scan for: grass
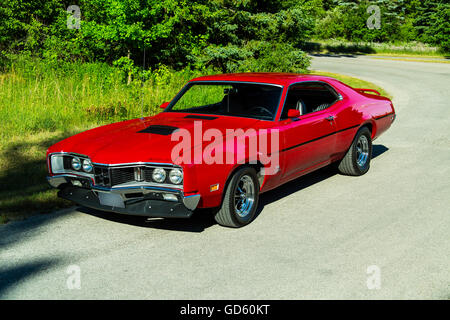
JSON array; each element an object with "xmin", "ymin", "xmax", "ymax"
[
  {"xmin": 369, "ymin": 57, "xmax": 450, "ymax": 64},
  {"xmin": 305, "ymin": 39, "xmax": 448, "ymax": 58},
  {"xmin": 0, "ymin": 56, "xmax": 202, "ymax": 139},
  {"xmin": 0, "ymin": 55, "xmax": 391, "ymax": 223}
]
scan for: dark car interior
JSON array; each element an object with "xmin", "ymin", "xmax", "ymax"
[
  {"xmin": 280, "ymin": 82, "xmax": 339, "ymax": 119},
  {"xmin": 219, "ymin": 85, "xmax": 282, "ymax": 119}
]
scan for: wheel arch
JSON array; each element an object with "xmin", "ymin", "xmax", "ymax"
[
  {"xmin": 361, "ymin": 120, "xmax": 376, "ymax": 138},
  {"xmin": 220, "ymin": 161, "xmax": 264, "ymax": 204}
]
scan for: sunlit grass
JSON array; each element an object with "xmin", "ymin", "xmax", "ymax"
[
  {"xmin": 0, "ymin": 56, "xmax": 207, "ymax": 139},
  {"xmin": 369, "ymin": 57, "xmax": 450, "ymax": 64},
  {"xmin": 306, "ymin": 39, "xmax": 446, "ymax": 57}
]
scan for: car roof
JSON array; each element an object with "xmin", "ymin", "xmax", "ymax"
[{"xmin": 189, "ymin": 72, "xmax": 337, "ymax": 86}]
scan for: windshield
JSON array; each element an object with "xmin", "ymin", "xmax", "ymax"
[{"xmin": 165, "ymin": 82, "xmax": 283, "ymax": 120}]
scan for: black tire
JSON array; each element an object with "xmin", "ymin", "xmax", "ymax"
[
  {"xmin": 338, "ymin": 127, "xmax": 373, "ymax": 176},
  {"xmin": 214, "ymin": 167, "xmax": 260, "ymax": 228}
]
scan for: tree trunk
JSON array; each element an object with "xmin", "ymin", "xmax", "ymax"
[{"xmin": 127, "ymin": 50, "xmax": 132, "ymax": 85}]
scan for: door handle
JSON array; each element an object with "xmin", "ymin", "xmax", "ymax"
[{"xmin": 325, "ymin": 115, "xmax": 335, "ymax": 121}]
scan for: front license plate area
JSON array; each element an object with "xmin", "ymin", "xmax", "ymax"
[{"xmin": 98, "ymin": 192, "xmax": 125, "ymax": 208}]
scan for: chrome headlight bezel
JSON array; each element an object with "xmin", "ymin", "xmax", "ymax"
[
  {"xmin": 50, "ymin": 155, "xmax": 65, "ymax": 174},
  {"xmin": 49, "ymin": 153, "xmax": 93, "ymax": 177}
]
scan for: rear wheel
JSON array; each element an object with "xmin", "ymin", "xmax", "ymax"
[
  {"xmin": 214, "ymin": 167, "xmax": 259, "ymax": 228},
  {"xmin": 338, "ymin": 127, "xmax": 372, "ymax": 176}
]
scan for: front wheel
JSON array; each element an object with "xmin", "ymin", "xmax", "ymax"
[
  {"xmin": 338, "ymin": 127, "xmax": 373, "ymax": 176},
  {"xmin": 214, "ymin": 167, "xmax": 260, "ymax": 228}
]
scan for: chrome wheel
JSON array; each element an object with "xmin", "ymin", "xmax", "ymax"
[
  {"xmin": 356, "ymin": 135, "xmax": 370, "ymax": 167},
  {"xmin": 234, "ymin": 175, "xmax": 255, "ymax": 218}
]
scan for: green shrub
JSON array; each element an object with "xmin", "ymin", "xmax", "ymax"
[
  {"xmin": 197, "ymin": 41, "xmax": 310, "ymax": 73},
  {"xmin": 236, "ymin": 41, "xmax": 311, "ymax": 73}
]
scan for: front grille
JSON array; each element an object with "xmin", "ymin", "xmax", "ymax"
[
  {"xmin": 110, "ymin": 167, "xmax": 135, "ymax": 186},
  {"xmin": 143, "ymin": 168, "xmax": 154, "ymax": 182},
  {"xmin": 94, "ymin": 166, "xmax": 111, "ymax": 186},
  {"xmin": 93, "ymin": 165, "xmax": 180, "ymax": 187}
]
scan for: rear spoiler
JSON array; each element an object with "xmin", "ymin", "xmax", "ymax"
[{"xmin": 355, "ymin": 88, "xmax": 381, "ymax": 96}]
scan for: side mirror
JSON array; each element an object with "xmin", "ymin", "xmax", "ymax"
[
  {"xmin": 159, "ymin": 102, "xmax": 169, "ymax": 109},
  {"xmin": 287, "ymin": 109, "xmax": 300, "ymax": 118}
]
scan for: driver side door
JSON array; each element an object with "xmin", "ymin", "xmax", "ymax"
[
  {"xmin": 278, "ymin": 83, "xmax": 339, "ymax": 182},
  {"xmin": 279, "ymin": 111, "xmax": 337, "ymax": 182}
]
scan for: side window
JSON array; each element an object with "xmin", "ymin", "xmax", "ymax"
[{"xmin": 280, "ymin": 82, "xmax": 339, "ymax": 119}]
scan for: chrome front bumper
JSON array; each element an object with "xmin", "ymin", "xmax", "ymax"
[{"xmin": 47, "ymin": 174, "xmax": 201, "ymax": 217}]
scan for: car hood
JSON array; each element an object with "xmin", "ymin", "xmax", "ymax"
[{"xmin": 48, "ymin": 112, "xmax": 262, "ymax": 164}]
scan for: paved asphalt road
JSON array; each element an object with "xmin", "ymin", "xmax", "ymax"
[{"xmin": 1, "ymin": 56, "xmax": 449, "ymax": 299}]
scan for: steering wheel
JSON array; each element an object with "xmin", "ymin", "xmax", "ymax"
[{"xmin": 249, "ymin": 106, "xmax": 273, "ymax": 118}]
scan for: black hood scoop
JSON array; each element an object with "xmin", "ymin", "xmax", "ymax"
[
  {"xmin": 184, "ymin": 115, "xmax": 218, "ymax": 120},
  {"xmin": 138, "ymin": 125, "xmax": 179, "ymax": 135}
]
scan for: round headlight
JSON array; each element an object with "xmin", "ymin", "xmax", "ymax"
[
  {"xmin": 152, "ymin": 168, "xmax": 166, "ymax": 183},
  {"xmin": 71, "ymin": 157, "xmax": 81, "ymax": 170},
  {"xmin": 82, "ymin": 159, "xmax": 93, "ymax": 173},
  {"xmin": 169, "ymin": 169, "xmax": 183, "ymax": 184}
]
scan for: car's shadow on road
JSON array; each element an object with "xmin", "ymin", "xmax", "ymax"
[
  {"xmin": 81, "ymin": 144, "xmax": 389, "ymax": 232},
  {"xmin": 79, "ymin": 206, "xmax": 217, "ymax": 233}
]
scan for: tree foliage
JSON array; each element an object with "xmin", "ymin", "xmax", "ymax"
[
  {"xmin": 0, "ymin": 0, "xmax": 448, "ymax": 74},
  {"xmin": 314, "ymin": 0, "xmax": 449, "ymax": 49}
]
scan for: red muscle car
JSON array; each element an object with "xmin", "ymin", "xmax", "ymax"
[{"xmin": 47, "ymin": 73, "xmax": 395, "ymax": 227}]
